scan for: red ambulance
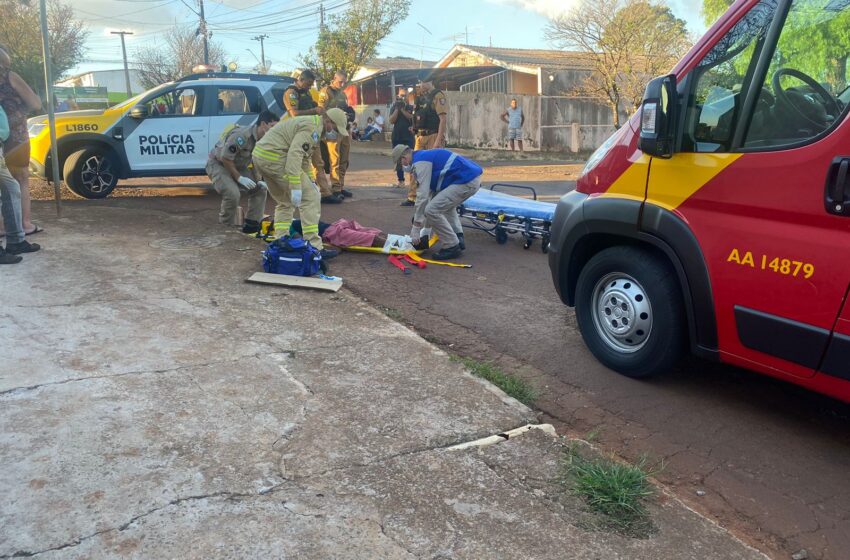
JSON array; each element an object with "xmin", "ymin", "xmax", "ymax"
[{"xmin": 548, "ymin": 0, "xmax": 850, "ymax": 402}]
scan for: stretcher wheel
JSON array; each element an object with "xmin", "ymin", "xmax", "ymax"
[
  {"xmin": 523, "ymin": 239, "xmax": 532, "ymax": 250},
  {"xmin": 542, "ymin": 236, "xmax": 550, "ymax": 254},
  {"xmin": 495, "ymin": 227, "xmax": 508, "ymax": 245}
]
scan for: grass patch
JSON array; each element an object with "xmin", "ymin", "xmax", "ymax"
[
  {"xmin": 559, "ymin": 446, "xmax": 659, "ymax": 537},
  {"xmin": 454, "ymin": 357, "xmax": 538, "ymax": 405},
  {"xmin": 379, "ymin": 306, "xmax": 403, "ymax": 322}
]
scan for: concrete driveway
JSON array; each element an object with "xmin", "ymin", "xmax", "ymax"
[{"xmin": 0, "ymin": 193, "xmax": 762, "ymax": 559}]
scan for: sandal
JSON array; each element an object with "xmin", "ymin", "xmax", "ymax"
[{"xmin": 25, "ymin": 225, "xmax": 44, "ymax": 236}]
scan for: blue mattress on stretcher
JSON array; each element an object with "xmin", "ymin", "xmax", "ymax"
[{"xmin": 463, "ymin": 189, "xmax": 557, "ymax": 221}]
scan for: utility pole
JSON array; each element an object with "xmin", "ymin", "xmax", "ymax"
[
  {"xmin": 39, "ymin": 0, "xmax": 62, "ymax": 216},
  {"xmin": 465, "ymin": 26, "xmax": 468, "ymax": 44},
  {"xmin": 111, "ymin": 31, "xmax": 134, "ymax": 98},
  {"xmin": 198, "ymin": 0, "xmax": 209, "ymax": 65},
  {"xmin": 252, "ymin": 34, "xmax": 269, "ymax": 73},
  {"xmin": 417, "ymin": 23, "xmax": 432, "ymax": 69},
  {"xmin": 319, "ymin": 3, "xmax": 325, "ymax": 29}
]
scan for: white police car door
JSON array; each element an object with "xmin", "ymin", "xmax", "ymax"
[
  {"xmin": 124, "ymin": 86, "xmax": 210, "ymax": 172},
  {"xmin": 208, "ymin": 85, "xmax": 263, "ymax": 153}
]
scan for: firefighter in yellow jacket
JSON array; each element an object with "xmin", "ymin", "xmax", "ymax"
[{"xmin": 252, "ymin": 108, "xmax": 349, "ymax": 259}]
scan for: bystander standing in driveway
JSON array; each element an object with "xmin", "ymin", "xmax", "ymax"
[
  {"xmin": 0, "ymin": 102, "xmax": 39, "ymax": 264},
  {"xmin": 389, "ymin": 88, "xmax": 415, "ymax": 189},
  {"xmin": 501, "ymin": 98, "xmax": 525, "ymax": 152},
  {"xmin": 0, "ymin": 46, "xmax": 44, "ymax": 238}
]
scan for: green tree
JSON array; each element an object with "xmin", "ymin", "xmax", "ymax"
[
  {"xmin": 0, "ymin": 0, "xmax": 88, "ymax": 96},
  {"xmin": 299, "ymin": 0, "xmax": 411, "ymax": 86},
  {"xmin": 702, "ymin": 0, "xmax": 734, "ymax": 26},
  {"xmin": 546, "ymin": 0, "xmax": 692, "ymax": 128},
  {"xmin": 703, "ymin": 0, "xmax": 850, "ymax": 89}
]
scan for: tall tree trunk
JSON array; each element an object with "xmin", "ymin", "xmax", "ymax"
[{"xmin": 611, "ymin": 102, "xmax": 621, "ymax": 130}]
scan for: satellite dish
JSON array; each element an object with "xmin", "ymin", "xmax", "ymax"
[{"xmin": 228, "ymin": 61, "xmax": 238, "ymax": 72}]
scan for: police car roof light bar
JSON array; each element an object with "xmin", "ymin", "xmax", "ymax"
[{"xmin": 177, "ymin": 72, "xmax": 294, "ymax": 83}]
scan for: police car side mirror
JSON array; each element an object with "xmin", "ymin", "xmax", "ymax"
[
  {"xmin": 639, "ymin": 74, "xmax": 677, "ymax": 159},
  {"xmin": 129, "ymin": 105, "xmax": 149, "ymax": 119}
]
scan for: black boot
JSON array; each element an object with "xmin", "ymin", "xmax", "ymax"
[
  {"xmin": 0, "ymin": 247, "xmax": 22, "ymax": 264},
  {"xmin": 457, "ymin": 232, "xmax": 465, "ymax": 251},
  {"xmin": 432, "ymin": 244, "xmax": 462, "ymax": 261},
  {"xmin": 5, "ymin": 240, "xmax": 40, "ymax": 255},
  {"xmin": 321, "ymin": 194, "xmax": 344, "ymax": 204},
  {"xmin": 242, "ymin": 219, "xmax": 261, "ymax": 234}
]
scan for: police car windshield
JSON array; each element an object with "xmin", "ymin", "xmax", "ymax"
[{"xmin": 112, "ymin": 84, "xmax": 171, "ymax": 110}]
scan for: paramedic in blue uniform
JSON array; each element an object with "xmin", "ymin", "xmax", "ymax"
[{"xmin": 391, "ymin": 145, "xmax": 481, "ymax": 260}]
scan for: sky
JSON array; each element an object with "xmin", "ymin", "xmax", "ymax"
[{"xmin": 74, "ymin": 0, "xmax": 708, "ymax": 78}]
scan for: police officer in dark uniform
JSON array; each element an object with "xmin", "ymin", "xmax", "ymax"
[
  {"xmin": 282, "ymin": 70, "xmax": 324, "ymax": 118},
  {"xmin": 405, "ymin": 73, "xmax": 448, "ymax": 205},
  {"xmin": 282, "ymin": 70, "xmax": 333, "ymax": 199},
  {"xmin": 318, "ymin": 70, "xmax": 353, "ymax": 203}
]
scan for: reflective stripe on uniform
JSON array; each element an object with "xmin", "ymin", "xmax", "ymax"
[
  {"xmin": 435, "ymin": 153, "xmax": 458, "ymax": 192},
  {"xmin": 302, "ymin": 224, "xmax": 319, "ymax": 233},
  {"xmin": 274, "ymin": 221, "xmax": 292, "ymax": 231},
  {"xmin": 287, "ymin": 174, "xmax": 301, "ymax": 183},
  {"xmin": 253, "ymin": 147, "xmax": 281, "ymax": 161}
]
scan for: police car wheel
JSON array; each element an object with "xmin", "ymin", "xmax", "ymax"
[
  {"xmin": 63, "ymin": 148, "xmax": 118, "ymax": 199},
  {"xmin": 575, "ymin": 245, "xmax": 686, "ymax": 379}
]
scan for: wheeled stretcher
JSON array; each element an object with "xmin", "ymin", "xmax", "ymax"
[{"xmin": 458, "ymin": 183, "xmax": 556, "ymax": 253}]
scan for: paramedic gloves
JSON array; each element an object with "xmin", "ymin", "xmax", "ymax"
[
  {"xmin": 257, "ymin": 180, "xmax": 268, "ymax": 191},
  {"xmin": 291, "ymin": 188, "xmax": 303, "ymax": 208},
  {"xmin": 410, "ymin": 225, "xmax": 421, "ymax": 244},
  {"xmin": 238, "ymin": 176, "xmax": 257, "ymax": 191}
]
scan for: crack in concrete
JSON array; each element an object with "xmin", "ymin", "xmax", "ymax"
[
  {"xmin": 0, "ymin": 490, "xmax": 244, "ymax": 558},
  {"xmin": 377, "ymin": 519, "xmax": 420, "ymax": 558},
  {"xmin": 0, "ymin": 351, "xmax": 294, "ymax": 397},
  {"xmin": 289, "ymin": 419, "xmax": 536, "ymax": 481}
]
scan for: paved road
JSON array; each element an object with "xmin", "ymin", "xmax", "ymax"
[{"xmin": 321, "ymin": 152, "xmax": 850, "ymax": 560}]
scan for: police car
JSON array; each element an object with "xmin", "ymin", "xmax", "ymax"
[{"xmin": 27, "ymin": 73, "xmax": 295, "ymax": 199}]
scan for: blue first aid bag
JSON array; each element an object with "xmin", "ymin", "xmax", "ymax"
[{"xmin": 263, "ymin": 236, "xmax": 322, "ymax": 277}]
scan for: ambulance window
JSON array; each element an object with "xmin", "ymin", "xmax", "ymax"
[
  {"xmin": 144, "ymin": 87, "xmax": 202, "ymax": 117},
  {"xmin": 683, "ymin": 0, "xmax": 778, "ymax": 152},
  {"xmin": 744, "ymin": 0, "xmax": 850, "ymax": 149},
  {"xmin": 216, "ymin": 87, "xmax": 260, "ymax": 115}
]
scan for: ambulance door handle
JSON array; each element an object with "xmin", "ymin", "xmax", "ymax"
[
  {"xmin": 825, "ymin": 157, "xmax": 850, "ymax": 216},
  {"xmin": 189, "ymin": 129, "xmax": 204, "ymax": 132}
]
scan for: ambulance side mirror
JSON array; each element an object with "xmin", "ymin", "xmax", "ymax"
[
  {"xmin": 129, "ymin": 105, "xmax": 149, "ymax": 119},
  {"xmin": 639, "ymin": 74, "xmax": 677, "ymax": 158}
]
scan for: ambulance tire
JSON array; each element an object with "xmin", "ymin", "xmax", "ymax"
[
  {"xmin": 575, "ymin": 245, "xmax": 686, "ymax": 379},
  {"xmin": 63, "ymin": 148, "xmax": 119, "ymax": 199}
]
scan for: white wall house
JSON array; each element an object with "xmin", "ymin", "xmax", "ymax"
[{"xmin": 56, "ymin": 69, "xmax": 145, "ymax": 96}]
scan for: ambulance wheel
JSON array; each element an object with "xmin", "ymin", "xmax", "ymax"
[
  {"xmin": 63, "ymin": 148, "xmax": 118, "ymax": 199},
  {"xmin": 575, "ymin": 245, "xmax": 685, "ymax": 379},
  {"xmin": 495, "ymin": 227, "xmax": 508, "ymax": 244}
]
